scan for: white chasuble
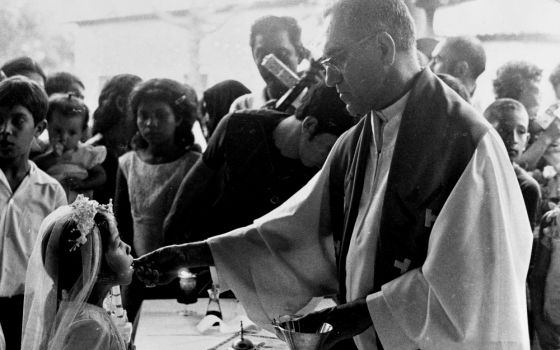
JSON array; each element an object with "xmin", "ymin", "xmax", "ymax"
[{"xmin": 207, "ymin": 124, "xmax": 532, "ymax": 350}]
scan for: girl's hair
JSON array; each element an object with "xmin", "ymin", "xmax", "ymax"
[
  {"xmin": 41, "ymin": 213, "xmax": 112, "ymax": 293},
  {"xmin": 129, "ymin": 78, "xmax": 198, "ymax": 150},
  {"xmin": 0, "ymin": 76, "xmax": 48, "ymax": 124},
  {"xmin": 202, "ymin": 80, "xmax": 251, "ymax": 138},
  {"xmin": 47, "ymin": 93, "xmax": 90, "ymax": 131},
  {"xmin": 92, "ymin": 74, "xmax": 142, "ymax": 135}
]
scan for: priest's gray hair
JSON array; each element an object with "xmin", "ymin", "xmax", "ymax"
[{"xmin": 332, "ymin": 0, "xmax": 417, "ymax": 52}]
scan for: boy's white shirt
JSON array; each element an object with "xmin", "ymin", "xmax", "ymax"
[{"xmin": 0, "ymin": 161, "xmax": 67, "ymax": 296}]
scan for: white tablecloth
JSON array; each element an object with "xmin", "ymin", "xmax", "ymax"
[{"xmin": 134, "ymin": 298, "xmax": 287, "ymax": 350}]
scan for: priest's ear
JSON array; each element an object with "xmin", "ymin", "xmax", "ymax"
[
  {"xmin": 302, "ymin": 116, "xmax": 319, "ymax": 139},
  {"xmin": 376, "ymin": 32, "xmax": 396, "ymax": 66},
  {"xmin": 452, "ymin": 61, "xmax": 470, "ymax": 79}
]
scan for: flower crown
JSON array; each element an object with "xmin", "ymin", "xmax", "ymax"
[{"xmin": 69, "ymin": 195, "xmax": 113, "ymax": 251}]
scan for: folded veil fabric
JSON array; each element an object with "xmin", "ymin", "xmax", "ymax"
[
  {"xmin": 21, "ymin": 206, "xmax": 103, "ymax": 350},
  {"xmin": 0, "ymin": 322, "xmax": 5, "ymax": 350}
]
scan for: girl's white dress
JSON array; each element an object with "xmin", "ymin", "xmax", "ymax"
[
  {"xmin": 62, "ymin": 303, "xmax": 126, "ymax": 350},
  {"xmin": 118, "ymin": 150, "xmax": 200, "ymax": 256}
]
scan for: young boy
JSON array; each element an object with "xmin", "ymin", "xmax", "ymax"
[
  {"xmin": 484, "ymin": 98, "xmax": 541, "ymax": 229},
  {"xmin": 0, "ymin": 76, "xmax": 67, "ymax": 350}
]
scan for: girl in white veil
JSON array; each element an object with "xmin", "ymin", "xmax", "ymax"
[
  {"xmin": 21, "ymin": 195, "xmax": 133, "ymax": 350},
  {"xmin": 0, "ymin": 323, "xmax": 5, "ymax": 350}
]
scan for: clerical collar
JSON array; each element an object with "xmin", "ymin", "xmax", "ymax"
[{"xmin": 374, "ymin": 91, "xmax": 410, "ymax": 122}]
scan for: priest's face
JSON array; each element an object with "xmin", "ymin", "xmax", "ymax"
[{"xmin": 322, "ymin": 9, "xmax": 389, "ymax": 117}]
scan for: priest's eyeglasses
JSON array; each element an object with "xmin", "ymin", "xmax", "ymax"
[{"xmin": 320, "ymin": 33, "xmax": 380, "ymax": 75}]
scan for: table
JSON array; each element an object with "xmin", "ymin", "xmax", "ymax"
[{"xmin": 134, "ymin": 298, "xmax": 288, "ymax": 350}]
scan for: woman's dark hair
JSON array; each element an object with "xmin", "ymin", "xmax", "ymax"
[
  {"xmin": 129, "ymin": 78, "xmax": 198, "ymax": 150},
  {"xmin": 47, "ymin": 93, "xmax": 90, "ymax": 130},
  {"xmin": 1, "ymin": 56, "xmax": 46, "ymax": 85},
  {"xmin": 202, "ymin": 80, "xmax": 250, "ymax": 138},
  {"xmin": 42, "ymin": 213, "xmax": 113, "ymax": 294},
  {"xmin": 92, "ymin": 74, "xmax": 142, "ymax": 135},
  {"xmin": 0, "ymin": 76, "xmax": 48, "ymax": 124}
]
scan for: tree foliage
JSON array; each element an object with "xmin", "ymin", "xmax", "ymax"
[{"xmin": 0, "ymin": 1, "xmax": 74, "ymax": 74}]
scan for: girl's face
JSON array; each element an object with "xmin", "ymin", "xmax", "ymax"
[
  {"xmin": 136, "ymin": 100, "xmax": 181, "ymax": 147},
  {"xmin": 103, "ymin": 214, "xmax": 133, "ymax": 285},
  {"xmin": 48, "ymin": 111, "xmax": 85, "ymax": 153}
]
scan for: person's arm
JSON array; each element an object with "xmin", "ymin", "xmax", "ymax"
[
  {"xmin": 32, "ymin": 151, "xmax": 59, "ymax": 171},
  {"xmin": 134, "ymin": 241, "xmax": 214, "ymax": 286},
  {"xmin": 163, "ymin": 114, "xmax": 230, "ymax": 244},
  {"xmin": 518, "ymin": 118, "xmax": 560, "ymax": 170},
  {"xmin": 525, "ymin": 178, "xmax": 542, "ymax": 230},
  {"xmin": 114, "ymin": 167, "xmax": 134, "ymax": 255},
  {"xmin": 71, "ymin": 164, "xmax": 107, "ymax": 191},
  {"xmin": 162, "ymin": 158, "xmax": 217, "ymax": 245}
]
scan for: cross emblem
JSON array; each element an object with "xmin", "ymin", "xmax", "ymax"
[
  {"xmin": 424, "ymin": 209, "xmax": 437, "ymax": 228},
  {"xmin": 394, "ymin": 258, "xmax": 411, "ymax": 274}
]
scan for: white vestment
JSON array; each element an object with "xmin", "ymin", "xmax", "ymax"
[{"xmin": 207, "ymin": 119, "xmax": 532, "ymax": 349}]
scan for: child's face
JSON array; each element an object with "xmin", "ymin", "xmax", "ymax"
[
  {"xmin": 0, "ymin": 105, "xmax": 45, "ymax": 161},
  {"xmin": 136, "ymin": 100, "xmax": 181, "ymax": 147},
  {"xmin": 48, "ymin": 111, "xmax": 85, "ymax": 153},
  {"xmin": 491, "ymin": 110, "xmax": 529, "ymax": 161},
  {"xmin": 103, "ymin": 214, "xmax": 133, "ymax": 285}
]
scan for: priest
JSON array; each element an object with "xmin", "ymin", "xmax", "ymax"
[{"xmin": 134, "ymin": 0, "xmax": 533, "ymax": 348}]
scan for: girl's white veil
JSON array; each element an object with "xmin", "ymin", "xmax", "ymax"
[{"xmin": 21, "ymin": 204, "xmax": 102, "ymax": 350}]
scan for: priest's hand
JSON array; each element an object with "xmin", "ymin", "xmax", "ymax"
[
  {"xmin": 133, "ymin": 242, "xmax": 214, "ymax": 287},
  {"xmin": 133, "ymin": 245, "xmax": 186, "ymax": 287},
  {"xmin": 294, "ymin": 298, "xmax": 372, "ymax": 349}
]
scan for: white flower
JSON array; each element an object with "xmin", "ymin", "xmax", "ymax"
[{"xmin": 68, "ymin": 195, "xmax": 113, "ymax": 251}]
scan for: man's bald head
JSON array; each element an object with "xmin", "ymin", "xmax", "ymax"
[{"xmin": 330, "ymin": 0, "xmax": 417, "ymax": 53}]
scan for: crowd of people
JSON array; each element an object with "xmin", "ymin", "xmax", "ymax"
[{"xmin": 1, "ymin": 0, "xmax": 560, "ymax": 349}]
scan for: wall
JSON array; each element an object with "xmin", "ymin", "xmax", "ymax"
[{"xmin": 74, "ymin": 3, "xmax": 324, "ymax": 110}]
